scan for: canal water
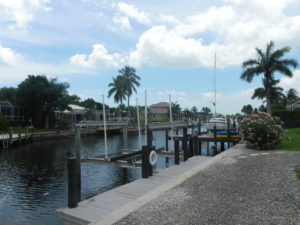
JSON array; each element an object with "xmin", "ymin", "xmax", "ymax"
[{"xmin": 0, "ymin": 130, "xmax": 215, "ymax": 225}]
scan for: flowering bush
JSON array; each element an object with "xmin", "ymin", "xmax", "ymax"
[{"xmin": 240, "ymin": 112, "xmax": 284, "ymax": 150}]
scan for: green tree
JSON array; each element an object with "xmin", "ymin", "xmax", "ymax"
[
  {"xmin": 284, "ymin": 88, "xmax": 298, "ymax": 104},
  {"xmin": 0, "ymin": 87, "xmax": 18, "ymax": 104},
  {"xmin": 241, "ymin": 104, "xmax": 253, "ymax": 115},
  {"xmin": 66, "ymin": 94, "xmax": 81, "ymax": 104},
  {"xmin": 201, "ymin": 106, "xmax": 211, "ymax": 121},
  {"xmin": 108, "ymin": 75, "xmax": 126, "ymax": 106},
  {"xmin": 118, "ymin": 66, "xmax": 140, "ymax": 114},
  {"xmin": 17, "ymin": 75, "xmax": 70, "ymax": 129},
  {"xmin": 258, "ymin": 105, "xmax": 267, "ymax": 112},
  {"xmin": 251, "ymin": 78, "xmax": 285, "ymax": 105},
  {"xmin": 191, "ymin": 106, "xmax": 198, "ymax": 120},
  {"xmin": 171, "ymin": 102, "xmax": 181, "ymax": 120},
  {"xmin": 241, "ymin": 41, "xmax": 298, "ymax": 115}
]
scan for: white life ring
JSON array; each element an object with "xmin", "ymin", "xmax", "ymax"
[{"xmin": 149, "ymin": 150, "xmax": 157, "ymax": 166}]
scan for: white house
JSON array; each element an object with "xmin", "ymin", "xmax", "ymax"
[{"xmin": 286, "ymin": 100, "xmax": 300, "ymax": 111}]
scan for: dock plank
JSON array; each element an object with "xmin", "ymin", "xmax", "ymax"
[{"xmin": 57, "ymin": 155, "xmax": 212, "ymax": 225}]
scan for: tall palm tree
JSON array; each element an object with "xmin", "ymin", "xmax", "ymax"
[
  {"xmin": 108, "ymin": 76, "xmax": 126, "ymax": 106},
  {"xmin": 118, "ymin": 66, "xmax": 140, "ymax": 112},
  {"xmin": 241, "ymin": 41, "xmax": 298, "ymax": 115},
  {"xmin": 251, "ymin": 78, "xmax": 285, "ymax": 105}
]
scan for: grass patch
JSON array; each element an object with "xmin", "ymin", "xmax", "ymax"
[
  {"xmin": 278, "ymin": 128, "xmax": 300, "ymax": 151},
  {"xmin": 0, "ymin": 127, "xmax": 50, "ymax": 134}
]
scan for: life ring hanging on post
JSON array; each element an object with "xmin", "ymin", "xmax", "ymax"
[{"xmin": 149, "ymin": 150, "xmax": 157, "ymax": 166}]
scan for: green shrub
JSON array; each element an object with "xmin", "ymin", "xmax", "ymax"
[
  {"xmin": 240, "ymin": 112, "xmax": 284, "ymax": 150},
  {"xmin": 273, "ymin": 110, "xmax": 300, "ymax": 122},
  {"xmin": 0, "ymin": 114, "xmax": 8, "ymax": 130},
  {"xmin": 7, "ymin": 120, "xmax": 30, "ymax": 127},
  {"xmin": 55, "ymin": 119, "xmax": 71, "ymax": 129}
]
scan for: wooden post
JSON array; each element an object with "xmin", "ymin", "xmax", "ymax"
[
  {"xmin": 197, "ymin": 121, "xmax": 201, "ymax": 134},
  {"xmin": 221, "ymin": 142, "xmax": 225, "ymax": 151},
  {"xmin": 165, "ymin": 129, "xmax": 168, "ymax": 151},
  {"xmin": 227, "ymin": 119, "xmax": 231, "ymax": 148},
  {"xmin": 189, "ymin": 136, "xmax": 194, "ymax": 157},
  {"xmin": 122, "ymin": 125, "xmax": 128, "ymax": 149},
  {"xmin": 75, "ymin": 126, "xmax": 81, "ymax": 200},
  {"xmin": 18, "ymin": 126, "xmax": 21, "ymax": 144},
  {"xmin": 68, "ymin": 157, "xmax": 79, "ymax": 208},
  {"xmin": 193, "ymin": 135, "xmax": 199, "ymax": 156},
  {"xmin": 183, "ymin": 127, "xmax": 188, "ymax": 161},
  {"xmin": 207, "ymin": 142, "xmax": 210, "ymax": 156},
  {"xmin": 9, "ymin": 127, "xmax": 13, "ymax": 144},
  {"xmin": 147, "ymin": 126, "xmax": 152, "ymax": 147},
  {"xmin": 213, "ymin": 125, "xmax": 217, "ymax": 155},
  {"xmin": 25, "ymin": 127, "xmax": 28, "ymax": 140},
  {"xmin": 174, "ymin": 139, "xmax": 179, "ymax": 165},
  {"xmin": 198, "ymin": 140, "xmax": 202, "ymax": 155},
  {"xmin": 227, "ymin": 128, "xmax": 230, "ymax": 148},
  {"xmin": 142, "ymin": 145, "xmax": 150, "ymax": 178}
]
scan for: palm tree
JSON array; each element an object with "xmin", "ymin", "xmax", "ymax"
[
  {"xmin": 241, "ymin": 104, "xmax": 253, "ymax": 115},
  {"xmin": 241, "ymin": 41, "xmax": 298, "ymax": 115},
  {"xmin": 191, "ymin": 106, "xmax": 198, "ymax": 120},
  {"xmin": 118, "ymin": 66, "xmax": 140, "ymax": 112},
  {"xmin": 284, "ymin": 88, "xmax": 298, "ymax": 104},
  {"xmin": 108, "ymin": 76, "xmax": 126, "ymax": 106},
  {"xmin": 251, "ymin": 78, "xmax": 285, "ymax": 105}
]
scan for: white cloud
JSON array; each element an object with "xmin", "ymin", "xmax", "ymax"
[
  {"xmin": 70, "ymin": 0, "xmax": 300, "ymax": 70},
  {"xmin": 128, "ymin": 25, "xmax": 250, "ymax": 68},
  {"xmin": 113, "ymin": 15, "xmax": 131, "ymax": 29},
  {"xmin": 0, "ymin": 44, "xmax": 22, "ymax": 66},
  {"xmin": 157, "ymin": 90, "xmax": 187, "ymax": 98},
  {"xmin": 0, "ymin": 44, "xmax": 88, "ymax": 84},
  {"xmin": 70, "ymin": 44, "xmax": 126, "ymax": 68},
  {"xmin": 112, "ymin": 2, "xmax": 151, "ymax": 29},
  {"xmin": 280, "ymin": 69, "xmax": 300, "ymax": 92},
  {"xmin": 116, "ymin": 2, "xmax": 151, "ymax": 25},
  {"xmin": 0, "ymin": 0, "xmax": 52, "ymax": 30},
  {"xmin": 128, "ymin": 0, "xmax": 300, "ymax": 68}
]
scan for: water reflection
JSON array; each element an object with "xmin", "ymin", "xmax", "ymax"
[
  {"xmin": 0, "ymin": 131, "xmax": 171, "ymax": 225},
  {"xmin": 0, "ymin": 129, "xmax": 221, "ymax": 225}
]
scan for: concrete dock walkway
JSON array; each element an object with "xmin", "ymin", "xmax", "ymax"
[{"xmin": 112, "ymin": 144, "xmax": 300, "ymax": 225}]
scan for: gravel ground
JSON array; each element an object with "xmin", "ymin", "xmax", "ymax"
[{"xmin": 114, "ymin": 144, "xmax": 300, "ymax": 225}]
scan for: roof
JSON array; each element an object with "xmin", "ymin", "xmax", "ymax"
[
  {"xmin": 150, "ymin": 102, "xmax": 170, "ymax": 108},
  {"xmin": 68, "ymin": 104, "xmax": 86, "ymax": 110},
  {"xmin": 0, "ymin": 101, "xmax": 14, "ymax": 107}
]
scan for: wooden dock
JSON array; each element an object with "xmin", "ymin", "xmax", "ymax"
[{"xmin": 57, "ymin": 155, "xmax": 211, "ymax": 225}]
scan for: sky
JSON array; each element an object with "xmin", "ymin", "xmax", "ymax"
[{"xmin": 0, "ymin": 0, "xmax": 300, "ymax": 114}]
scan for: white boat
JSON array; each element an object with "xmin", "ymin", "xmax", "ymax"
[{"xmin": 208, "ymin": 117, "xmax": 227, "ymax": 130}]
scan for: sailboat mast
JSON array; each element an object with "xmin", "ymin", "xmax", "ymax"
[{"xmin": 214, "ymin": 52, "xmax": 217, "ymax": 115}]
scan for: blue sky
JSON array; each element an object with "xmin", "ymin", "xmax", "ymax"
[{"xmin": 0, "ymin": 0, "xmax": 300, "ymax": 114}]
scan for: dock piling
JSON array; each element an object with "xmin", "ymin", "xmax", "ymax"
[
  {"xmin": 193, "ymin": 135, "xmax": 199, "ymax": 156},
  {"xmin": 165, "ymin": 130, "xmax": 168, "ymax": 151},
  {"xmin": 182, "ymin": 127, "xmax": 188, "ymax": 161},
  {"xmin": 142, "ymin": 145, "xmax": 151, "ymax": 178},
  {"xmin": 68, "ymin": 157, "xmax": 80, "ymax": 208},
  {"xmin": 174, "ymin": 139, "xmax": 179, "ymax": 165}
]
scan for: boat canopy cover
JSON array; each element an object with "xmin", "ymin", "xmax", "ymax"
[{"xmin": 216, "ymin": 131, "xmax": 239, "ymax": 135}]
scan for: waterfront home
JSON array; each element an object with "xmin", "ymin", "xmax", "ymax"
[
  {"xmin": 286, "ymin": 100, "xmax": 300, "ymax": 110},
  {"xmin": 55, "ymin": 104, "xmax": 86, "ymax": 124},
  {"xmin": 0, "ymin": 101, "xmax": 24, "ymax": 121}
]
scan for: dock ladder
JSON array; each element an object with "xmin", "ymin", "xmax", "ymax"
[{"xmin": 2, "ymin": 139, "xmax": 9, "ymax": 149}]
